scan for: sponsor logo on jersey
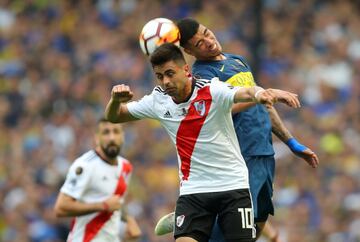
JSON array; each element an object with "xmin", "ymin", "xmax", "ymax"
[
  {"xmin": 193, "ymin": 100, "xmax": 206, "ymax": 116},
  {"xmin": 226, "ymin": 71, "xmax": 255, "ymax": 87},
  {"xmin": 164, "ymin": 110, "xmax": 172, "ymax": 118},
  {"xmin": 181, "ymin": 108, "xmax": 187, "ymax": 116},
  {"xmin": 176, "ymin": 215, "xmax": 185, "ymax": 227}
]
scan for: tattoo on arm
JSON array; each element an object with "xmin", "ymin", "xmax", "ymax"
[{"xmin": 267, "ymin": 106, "xmax": 293, "ymax": 143}]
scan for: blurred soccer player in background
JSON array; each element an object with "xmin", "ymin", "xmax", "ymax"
[
  {"xmin": 155, "ymin": 18, "xmax": 319, "ymax": 242},
  {"xmin": 54, "ymin": 118, "xmax": 141, "ymax": 242},
  {"xmin": 105, "ymin": 43, "xmax": 301, "ymax": 242}
]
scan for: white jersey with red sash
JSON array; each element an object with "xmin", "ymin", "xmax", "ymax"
[
  {"xmin": 127, "ymin": 78, "xmax": 249, "ymax": 196},
  {"xmin": 60, "ymin": 150, "xmax": 132, "ymax": 242}
]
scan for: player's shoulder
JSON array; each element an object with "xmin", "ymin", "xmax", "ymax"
[
  {"xmin": 67, "ymin": 150, "xmax": 98, "ymax": 176},
  {"xmin": 192, "ymin": 60, "xmax": 217, "ymax": 73},
  {"xmin": 224, "ymin": 53, "xmax": 249, "ymax": 66},
  {"xmin": 135, "ymin": 86, "xmax": 168, "ymax": 104},
  {"xmin": 73, "ymin": 150, "xmax": 99, "ymax": 166},
  {"xmin": 152, "ymin": 86, "xmax": 170, "ymax": 100},
  {"xmin": 118, "ymin": 155, "xmax": 133, "ymax": 174},
  {"xmin": 194, "ymin": 78, "xmax": 212, "ymax": 89},
  {"xmin": 153, "ymin": 86, "xmax": 166, "ymax": 95}
]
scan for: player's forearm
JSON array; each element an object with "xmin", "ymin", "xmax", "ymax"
[
  {"xmin": 234, "ymin": 86, "xmax": 263, "ymax": 103},
  {"xmin": 105, "ymin": 99, "xmax": 125, "ymax": 123},
  {"xmin": 124, "ymin": 215, "xmax": 142, "ymax": 239},
  {"xmin": 105, "ymin": 98, "xmax": 137, "ymax": 123},
  {"xmin": 268, "ymin": 106, "xmax": 293, "ymax": 142},
  {"xmin": 232, "ymin": 102, "xmax": 256, "ymax": 114},
  {"xmin": 55, "ymin": 200, "xmax": 104, "ymax": 217}
]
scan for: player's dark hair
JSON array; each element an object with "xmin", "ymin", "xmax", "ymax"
[
  {"xmin": 97, "ymin": 117, "xmax": 121, "ymax": 125},
  {"xmin": 97, "ymin": 117, "xmax": 110, "ymax": 124},
  {"xmin": 176, "ymin": 18, "xmax": 199, "ymax": 47},
  {"xmin": 150, "ymin": 43, "xmax": 185, "ymax": 67}
]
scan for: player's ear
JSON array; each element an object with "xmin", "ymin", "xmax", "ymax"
[
  {"xmin": 183, "ymin": 64, "xmax": 190, "ymax": 76},
  {"xmin": 183, "ymin": 48, "xmax": 192, "ymax": 55}
]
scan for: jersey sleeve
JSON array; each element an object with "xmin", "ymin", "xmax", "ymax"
[
  {"xmin": 121, "ymin": 159, "xmax": 133, "ymax": 184},
  {"xmin": 210, "ymin": 78, "xmax": 239, "ymax": 111},
  {"xmin": 60, "ymin": 159, "xmax": 92, "ymax": 200},
  {"xmin": 126, "ymin": 90, "xmax": 157, "ymax": 119}
]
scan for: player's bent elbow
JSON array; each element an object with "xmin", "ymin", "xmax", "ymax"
[
  {"xmin": 54, "ymin": 204, "xmax": 69, "ymax": 217},
  {"xmin": 54, "ymin": 207, "xmax": 64, "ymax": 218}
]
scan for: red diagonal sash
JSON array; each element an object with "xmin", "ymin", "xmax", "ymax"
[
  {"xmin": 176, "ymin": 86, "xmax": 212, "ymax": 181},
  {"xmin": 83, "ymin": 161, "xmax": 130, "ymax": 242}
]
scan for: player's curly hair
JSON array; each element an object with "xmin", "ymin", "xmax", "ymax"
[
  {"xmin": 176, "ymin": 18, "xmax": 199, "ymax": 47},
  {"xmin": 150, "ymin": 43, "xmax": 185, "ymax": 67}
]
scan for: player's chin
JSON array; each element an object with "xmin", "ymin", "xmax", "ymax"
[
  {"xmin": 105, "ymin": 146, "xmax": 120, "ymax": 157},
  {"xmin": 165, "ymin": 88, "xmax": 176, "ymax": 96}
]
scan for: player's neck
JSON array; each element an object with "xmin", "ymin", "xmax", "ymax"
[
  {"xmin": 95, "ymin": 148, "xmax": 118, "ymax": 166},
  {"xmin": 198, "ymin": 53, "xmax": 226, "ymax": 61},
  {"xmin": 172, "ymin": 78, "xmax": 194, "ymax": 104}
]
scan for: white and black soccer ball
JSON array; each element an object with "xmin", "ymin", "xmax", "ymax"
[{"xmin": 139, "ymin": 18, "xmax": 180, "ymax": 56}]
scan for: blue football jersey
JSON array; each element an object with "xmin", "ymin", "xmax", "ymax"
[{"xmin": 192, "ymin": 53, "xmax": 274, "ymax": 156}]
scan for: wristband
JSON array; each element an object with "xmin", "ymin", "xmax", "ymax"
[
  {"xmin": 254, "ymin": 88, "xmax": 265, "ymax": 102},
  {"xmin": 286, "ymin": 138, "xmax": 307, "ymax": 153},
  {"xmin": 102, "ymin": 201, "xmax": 109, "ymax": 211}
]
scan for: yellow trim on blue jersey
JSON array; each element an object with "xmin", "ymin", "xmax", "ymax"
[{"xmin": 225, "ymin": 72, "xmax": 256, "ymax": 87}]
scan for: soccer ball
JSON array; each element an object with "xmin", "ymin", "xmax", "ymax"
[{"xmin": 139, "ymin": 18, "xmax": 180, "ymax": 56}]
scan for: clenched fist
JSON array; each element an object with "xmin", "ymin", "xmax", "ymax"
[{"xmin": 111, "ymin": 84, "xmax": 134, "ymax": 103}]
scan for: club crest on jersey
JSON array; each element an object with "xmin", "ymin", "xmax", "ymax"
[
  {"xmin": 193, "ymin": 100, "xmax": 206, "ymax": 116},
  {"xmin": 176, "ymin": 215, "xmax": 185, "ymax": 227}
]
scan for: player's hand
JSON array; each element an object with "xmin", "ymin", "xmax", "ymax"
[
  {"xmin": 103, "ymin": 195, "xmax": 122, "ymax": 212},
  {"xmin": 111, "ymin": 84, "xmax": 134, "ymax": 103},
  {"xmin": 257, "ymin": 89, "xmax": 300, "ymax": 108},
  {"xmin": 286, "ymin": 138, "xmax": 319, "ymax": 168},
  {"xmin": 294, "ymin": 148, "xmax": 319, "ymax": 168},
  {"xmin": 270, "ymin": 231, "xmax": 282, "ymax": 242}
]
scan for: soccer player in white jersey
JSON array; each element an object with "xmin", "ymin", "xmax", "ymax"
[
  {"xmin": 54, "ymin": 118, "xmax": 141, "ymax": 242},
  {"xmin": 105, "ymin": 43, "xmax": 301, "ymax": 242}
]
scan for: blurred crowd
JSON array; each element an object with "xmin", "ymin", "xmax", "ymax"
[{"xmin": 0, "ymin": 0, "xmax": 359, "ymax": 241}]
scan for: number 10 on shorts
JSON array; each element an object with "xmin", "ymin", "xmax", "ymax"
[{"xmin": 238, "ymin": 208, "xmax": 254, "ymax": 229}]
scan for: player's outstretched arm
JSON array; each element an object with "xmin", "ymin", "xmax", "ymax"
[
  {"xmin": 256, "ymin": 88, "xmax": 301, "ymax": 108},
  {"xmin": 234, "ymin": 87, "xmax": 301, "ymax": 108},
  {"xmin": 54, "ymin": 193, "xmax": 122, "ymax": 217},
  {"xmin": 268, "ymin": 107, "xmax": 319, "ymax": 168},
  {"xmin": 105, "ymin": 84, "xmax": 138, "ymax": 123},
  {"xmin": 232, "ymin": 102, "xmax": 256, "ymax": 114}
]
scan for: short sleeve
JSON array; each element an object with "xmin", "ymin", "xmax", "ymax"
[
  {"xmin": 60, "ymin": 160, "xmax": 92, "ymax": 200},
  {"xmin": 127, "ymin": 92, "xmax": 157, "ymax": 119},
  {"xmin": 210, "ymin": 78, "xmax": 239, "ymax": 111},
  {"xmin": 121, "ymin": 159, "xmax": 132, "ymax": 184}
]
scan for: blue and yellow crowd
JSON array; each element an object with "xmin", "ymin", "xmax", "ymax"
[{"xmin": 0, "ymin": 0, "xmax": 359, "ymax": 241}]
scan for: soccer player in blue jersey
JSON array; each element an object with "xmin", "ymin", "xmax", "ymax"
[{"xmin": 155, "ymin": 18, "xmax": 319, "ymax": 242}]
